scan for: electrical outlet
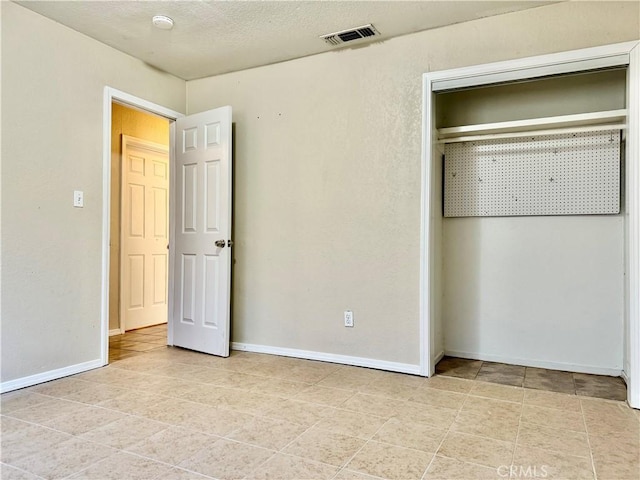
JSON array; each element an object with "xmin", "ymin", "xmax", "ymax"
[{"xmin": 344, "ymin": 310, "xmax": 354, "ymax": 327}]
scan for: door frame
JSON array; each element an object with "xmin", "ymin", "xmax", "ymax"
[
  {"xmin": 101, "ymin": 87, "xmax": 183, "ymax": 365},
  {"xmin": 419, "ymin": 41, "xmax": 640, "ymax": 409}
]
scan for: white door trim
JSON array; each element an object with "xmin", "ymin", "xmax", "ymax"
[
  {"xmin": 627, "ymin": 43, "xmax": 640, "ymax": 409},
  {"xmin": 101, "ymin": 87, "xmax": 183, "ymax": 366},
  {"xmin": 420, "ymin": 41, "xmax": 640, "ymax": 409}
]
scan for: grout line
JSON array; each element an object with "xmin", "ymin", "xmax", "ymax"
[
  {"xmin": 474, "ymin": 361, "xmax": 483, "ymax": 380},
  {"xmin": 58, "ymin": 449, "xmax": 124, "ymax": 480},
  {"xmin": 580, "ymin": 398, "xmax": 599, "ymax": 480},
  {"xmin": 0, "ymin": 462, "xmax": 47, "ymax": 480},
  {"xmin": 571, "ymin": 371, "xmax": 578, "ymax": 396},
  {"xmin": 509, "ymin": 383, "xmax": 526, "ymax": 476},
  {"xmin": 3, "ymin": 405, "xmax": 178, "ymax": 441},
  {"xmin": 330, "ymin": 412, "xmax": 392, "ymax": 480},
  {"xmin": 432, "ymin": 451, "xmax": 513, "ymax": 474},
  {"xmin": 419, "ymin": 386, "xmax": 470, "ymax": 480},
  {"xmin": 58, "ymin": 439, "xmax": 218, "ymax": 480},
  {"xmin": 231, "ymin": 413, "xmax": 355, "ymax": 479}
]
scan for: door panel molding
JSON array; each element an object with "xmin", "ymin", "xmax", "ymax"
[
  {"xmin": 172, "ymin": 106, "xmax": 232, "ymax": 356},
  {"xmin": 120, "ymin": 135, "xmax": 170, "ymax": 331}
]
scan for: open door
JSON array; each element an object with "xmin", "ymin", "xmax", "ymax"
[{"xmin": 172, "ymin": 106, "xmax": 232, "ymax": 356}]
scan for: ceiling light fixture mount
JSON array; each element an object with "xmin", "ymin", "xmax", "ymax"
[{"xmin": 152, "ymin": 15, "xmax": 174, "ymax": 30}]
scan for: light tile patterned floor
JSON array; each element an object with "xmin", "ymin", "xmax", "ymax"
[{"xmin": 1, "ymin": 327, "xmax": 639, "ymax": 479}]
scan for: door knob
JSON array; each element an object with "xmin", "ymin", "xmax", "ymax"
[{"xmin": 215, "ymin": 240, "xmax": 226, "ymax": 248}]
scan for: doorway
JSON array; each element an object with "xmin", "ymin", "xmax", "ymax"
[
  {"xmin": 101, "ymin": 88, "xmax": 183, "ymax": 366},
  {"xmin": 101, "ymin": 87, "xmax": 234, "ymax": 366},
  {"xmin": 108, "ymin": 102, "xmax": 171, "ymax": 361}
]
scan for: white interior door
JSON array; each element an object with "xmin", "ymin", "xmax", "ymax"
[
  {"xmin": 172, "ymin": 106, "xmax": 232, "ymax": 356},
  {"xmin": 121, "ymin": 135, "xmax": 170, "ymax": 331}
]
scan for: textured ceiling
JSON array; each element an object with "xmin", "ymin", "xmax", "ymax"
[{"xmin": 15, "ymin": 1, "xmax": 555, "ymax": 80}]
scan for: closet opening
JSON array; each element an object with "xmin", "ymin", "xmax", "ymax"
[
  {"xmin": 420, "ymin": 42, "xmax": 640, "ymax": 408},
  {"xmin": 437, "ymin": 68, "xmax": 626, "ymax": 382}
]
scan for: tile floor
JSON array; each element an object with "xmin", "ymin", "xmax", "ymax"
[
  {"xmin": 108, "ymin": 325, "xmax": 169, "ymax": 362},
  {"xmin": 436, "ymin": 357, "xmax": 628, "ymax": 401},
  {"xmin": 1, "ymin": 326, "xmax": 638, "ymax": 480}
]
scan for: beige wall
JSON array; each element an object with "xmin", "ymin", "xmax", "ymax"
[
  {"xmin": 1, "ymin": 0, "xmax": 638, "ymax": 385},
  {"xmin": 186, "ymin": 1, "xmax": 639, "ymax": 366},
  {"xmin": 1, "ymin": 2, "xmax": 184, "ymax": 383},
  {"xmin": 109, "ymin": 104, "xmax": 170, "ymax": 332}
]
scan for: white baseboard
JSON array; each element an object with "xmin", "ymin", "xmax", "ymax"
[
  {"xmin": 444, "ymin": 349, "xmax": 622, "ymax": 377},
  {"xmin": 1, "ymin": 359, "xmax": 104, "ymax": 394},
  {"xmin": 231, "ymin": 342, "xmax": 421, "ymax": 376},
  {"xmin": 621, "ymin": 369, "xmax": 630, "ymax": 385},
  {"xmin": 109, "ymin": 328, "xmax": 124, "ymax": 336}
]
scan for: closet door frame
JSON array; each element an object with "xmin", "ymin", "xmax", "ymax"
[{"xmin": 420, "ymin": 41, "xmax": 640, "ymax": 409}]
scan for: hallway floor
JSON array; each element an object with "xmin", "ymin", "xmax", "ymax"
[
  {"xmin": 108, "ymin": 324, "xmax": 169, "ymax": 363},
  {"xmin": 1, "ymin": 328, "xmax": 639, "ymax": 479}
]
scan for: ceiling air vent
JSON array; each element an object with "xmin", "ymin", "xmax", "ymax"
[{"xmin": 320, "ymin": 24, "xmax": 380, "ymax": 46}]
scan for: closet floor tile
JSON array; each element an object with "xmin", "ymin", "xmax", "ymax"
[
  {"xmin": 476, "ymin": 362, "xmax": 525, "ymax": 387},
  {"xmin": 574, "ymin": 373, "xmax": 627, "ymax": 401},
  {"xmin": 435, "ymin": 356, "xmax": 482, "ymax": 379},
  {"xmin": 524, "ymin": 367, "xmax": 576, "ymax": 394},
  {"xmin": 436, "ymin": 357, "xmax": 628, "ymax": 402}
]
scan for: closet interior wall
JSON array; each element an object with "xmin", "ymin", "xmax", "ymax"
[{"xmin": 435, "ymin": 69, "xmax": 627, "ymax": 375}]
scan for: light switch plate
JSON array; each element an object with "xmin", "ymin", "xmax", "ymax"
[{"xmin": 73, "ymin": 190, "xmax": 84, "ymax": 208}]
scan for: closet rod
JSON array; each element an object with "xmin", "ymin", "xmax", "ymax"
[{"xmin": 437, "ymin": 124, "xmax": 626, "ymax": 144}]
